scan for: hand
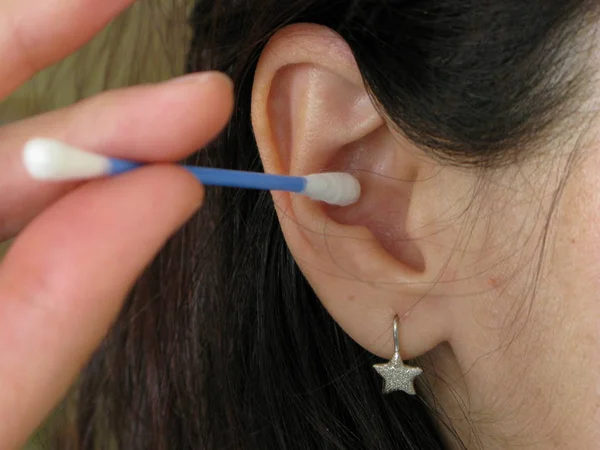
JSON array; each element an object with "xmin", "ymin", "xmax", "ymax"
[{"xmin": 0, "ymin": 1, "xmax": 233, "ymax": 447}]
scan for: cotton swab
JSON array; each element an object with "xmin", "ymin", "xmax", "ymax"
[{"xmin": 22, "ymin": 138, "xmax": 361, "ymax": 207}]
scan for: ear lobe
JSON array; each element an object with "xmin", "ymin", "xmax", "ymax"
[{"xmin": 251, "ymin": 24, "xmax": 452, "ymax": 360}]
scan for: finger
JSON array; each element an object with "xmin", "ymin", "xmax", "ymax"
[
  {"xmin": 0, "ymin": 72, "xmax": 233, "ymax": 240},
  {"xmin": 0, "ymin": 0, "xmax": 138, "ymax": 98},
  {"xmin": 0, "ymin": 164, "xmax": 203, "ymax": 448}
]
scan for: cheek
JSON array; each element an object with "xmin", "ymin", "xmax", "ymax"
[{"xmin": 551, "ymin": 151, "xmax": 600, "ymax": 306}]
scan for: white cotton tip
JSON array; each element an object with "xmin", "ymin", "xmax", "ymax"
[
  {"xmin": 23, "ymin": 138, "xmax": 110, "ymax": 181},
  {"xmin": 303, "ymin": 173, "xmax": 361, "ymax": 206}
]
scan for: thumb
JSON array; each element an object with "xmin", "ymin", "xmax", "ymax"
[{"xmin": 0, "ymin": 165, "xmax": 202, "ymax": 449}]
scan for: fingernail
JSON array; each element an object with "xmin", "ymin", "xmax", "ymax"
[
  {"xmin": 167, "ymin": 72, "xmax": 213, "ymax": 85},
  {"xmin": 167, "ymin": 72, "xmax": 231, "ymax": 86}
]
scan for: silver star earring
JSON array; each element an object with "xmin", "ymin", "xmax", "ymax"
[{"xmin": 373, "ymin": 316, "xmax": 422, "ymax": 395}]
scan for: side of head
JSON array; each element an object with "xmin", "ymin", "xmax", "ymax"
[
  {"xmin": 63, "ymin": 1, "xmax": 600, "ymax": 449},
  {"xmin": 241, "ymin": 5, "xmax": 600, "ymax": 445}
]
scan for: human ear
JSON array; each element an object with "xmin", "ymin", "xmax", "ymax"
[{"xmin": 251, "ymin": 24, "xmax": 464, "ymax": 360}]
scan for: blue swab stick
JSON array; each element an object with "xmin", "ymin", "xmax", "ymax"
[{"xmin": 22, "ymin": 138, "xmax": 361, "ymax": 206}]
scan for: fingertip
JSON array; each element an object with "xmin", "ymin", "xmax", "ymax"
[
  {"xmin": 169, "ymin": 71, "xmax": 233, "ymax": 93},
  {"xmin": 166, "ymin": 71, "xmax": 235, "ymax": 150},
  {"xmin": 59, "ymin": 71, "xmax": 235, "ymax": 162},
  {"xmin": 160, "ymin": 164, "xmax": 206, "ymax": 215},
  {"xmin": 208, "ymin": 71, "xmax": 235, "ymax": 105}
]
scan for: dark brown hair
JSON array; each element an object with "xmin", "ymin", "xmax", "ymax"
[{"xmin": 51, "ymin": 1, "xmax": 597, "ymax": 448}]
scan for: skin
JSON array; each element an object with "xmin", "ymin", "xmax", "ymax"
[
  {"xmin": 252, "ymin": 24, "xmax": 600, "ymax": 449},
  {"xmin": 0, "ymin": 0, "xmax": 233, "ymax": 448},
  {"xmin": 1, "ymin": 3, "xmax": 597, "ymax": 449}
]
